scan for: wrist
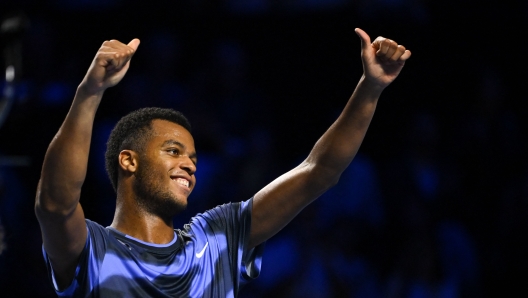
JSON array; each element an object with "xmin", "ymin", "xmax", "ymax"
[
  {"xmin": 358, "ymin": 75, "xmax": 385, "ymax": 95},
  {"xmin": 77, "ymin": 82, "xmax": 105, "ymax": 99}
]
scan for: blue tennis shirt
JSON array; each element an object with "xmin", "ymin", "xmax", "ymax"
[{"xmin": 42, "ymin": 199, "xmax": 264, "ymax": 297}]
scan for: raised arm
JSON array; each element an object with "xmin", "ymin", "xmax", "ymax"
[
  {"xmin": 249, "ymin": 28, "xmax": 411, "ymax": 248},
  {"xmin": 34, "ymin": 39, "xmax": 140, "ymax": 289}
]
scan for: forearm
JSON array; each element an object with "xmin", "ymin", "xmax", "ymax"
[
  {"xmin": 250, "ymin": 29, "xmax": 409, "ymax": 249},
  {"xmin": 251, "ymin": 76, "xmax": 385, "ymax": 247},
  {"xmin": 36, "ymin": 85, "xmax": 103, "ymax": 214},
  {"xmin": 305, "ymin": 75, "xmax": 383, "ymax": 181}
]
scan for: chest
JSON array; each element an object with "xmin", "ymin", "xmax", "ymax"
[{"xmin": 95, "ymin": 234, "xmax": 233, "ymax": 297}]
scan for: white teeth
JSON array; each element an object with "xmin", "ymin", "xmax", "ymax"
[{"xmin": 175, "ymin": 178, "xmax": 189, "ymax": 187}]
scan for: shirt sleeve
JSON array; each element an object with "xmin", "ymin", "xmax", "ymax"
[
  {"xmin": 41, "ymin": 219, "xmax": 108, "ymax": 297},
  {"xmin": 192, "ymin": 198, "xmax": 265, "ymax": 287}
]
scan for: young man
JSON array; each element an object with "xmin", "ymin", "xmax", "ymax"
[{"xmin": 35, "ymin": 28, "xmax": 410, "ymax": 297}]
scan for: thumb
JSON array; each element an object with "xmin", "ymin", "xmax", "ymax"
[
  {"xmin": 127, "ymin": 38, "xmax": 141, "ymax": 51},
  {"xmin": 355, "ymin": 28, "xmax": 371, "ymax": 51}
]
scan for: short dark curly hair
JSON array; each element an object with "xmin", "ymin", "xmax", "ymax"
[{"xmin": 105, "ymin": 107, "xmax": 192, "ymax": 192}]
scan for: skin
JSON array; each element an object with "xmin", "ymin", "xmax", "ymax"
[
  {"xmin": 110, "ymin": 119, "xmax": 197, "ymax": 242},
  {"xmin": 250, "ymin": 29, "xmax": 411, "ymax": 247},
  {"xmin": 35, "ymin": 28, "xmax": 410, "ymax": 290}
]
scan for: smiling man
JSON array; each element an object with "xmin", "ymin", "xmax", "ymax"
[{"xmin": 35, "ymin": 28, "xmax": 410, "ymax": 297}]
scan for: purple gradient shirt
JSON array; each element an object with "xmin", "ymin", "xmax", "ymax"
[{"xmin": 42, "ymin": 199, "xmax": 264, "ymax": 297}]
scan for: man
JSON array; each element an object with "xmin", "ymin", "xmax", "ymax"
[{"xmin": 35, "ymin": 28, "xmax": 411, "ymax": 297}]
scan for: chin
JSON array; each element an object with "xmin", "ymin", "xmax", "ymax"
[
  {"xmin": 160, "ymin": 197, "xmax": 187, "ymax": 217},
  {"xmin": 134, "ymin": 189, "xmax": 187, "ymax": 218}
]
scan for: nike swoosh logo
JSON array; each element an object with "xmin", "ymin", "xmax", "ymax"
[{"xmin": 196, "ymin": 242, "xmax": 208, "ymax": 258}]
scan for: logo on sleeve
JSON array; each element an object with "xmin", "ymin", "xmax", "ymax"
[{"xmin": 196, "ymin": 242, "xmax": 209, "ymax": 258}]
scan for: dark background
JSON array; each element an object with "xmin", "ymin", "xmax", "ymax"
[{"xmin": 1, "ymin": 0, "xmax": 527, "ymax": 297}]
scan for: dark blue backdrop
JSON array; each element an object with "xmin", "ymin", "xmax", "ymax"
[{"xmin": 1, "ymin": 1, "xmax": 527, "ymax": 297}]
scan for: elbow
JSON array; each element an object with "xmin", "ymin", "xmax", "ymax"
[
  {"xmin": 35, "ymin": 181, "xmax": 79, "ymax": 219},
  {"xmin": 322, "ymin": 172, "xmax": 340, "ymax": 191},
  {"xmin": 35, "ymin": 196, "xmax": 78, "ymax": 220},
  {"xmin": 328, "ymin": 174, "xmax": 341, "ymax": 188},
  {"xmin": 301, "ymin": 161, "xmax": 342, "ymax": 191}
]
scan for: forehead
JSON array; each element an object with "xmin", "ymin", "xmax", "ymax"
[{"xmin": 148, "ymin": 119, "xmax": 195, "ymax": 148}]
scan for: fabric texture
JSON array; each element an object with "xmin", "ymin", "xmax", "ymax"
[{"xmin": 42, "ymin": 198, "xmax": 264, "ymax": 298}]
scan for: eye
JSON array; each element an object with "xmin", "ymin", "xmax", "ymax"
[{"xmin": 168, "ymin": 148, "xmax": 179, "ymax": 155}]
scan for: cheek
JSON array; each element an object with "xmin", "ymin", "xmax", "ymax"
[
  {"xmin": 153, "ymin": 159, "xmax": 172, "ymax": 173},
  {"xmin": 144, "ymin": 163, "xmax": 169, "ymax": 182}
]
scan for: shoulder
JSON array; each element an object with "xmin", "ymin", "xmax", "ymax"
[
  {"xmin": 84, "ymin": 219, "xmax": 112, "ymax": 254},
  {"xmin": 85, "ymin": 219, "xmax": 110, "ymax": 237},
  {"xmin": 181, "ymin": 199, "xmax": 254, "ymax": 238},
  {"xmin": 192, "ymin": 199, "xmax": 253, "ymax": 224}
]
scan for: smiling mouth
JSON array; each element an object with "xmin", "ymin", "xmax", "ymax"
[{"xmin": 173, "ymin": 178, "xmax": 190, "ymax": 188}]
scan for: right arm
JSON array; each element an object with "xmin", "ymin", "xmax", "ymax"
[{"xmin": 35, "ymin": 39, "xmax": 140, "ymax": 289}]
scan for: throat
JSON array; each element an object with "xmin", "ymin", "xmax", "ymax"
[{"xmin": 111, "ymin": 202, "xmax": 175, "ymax": 244}]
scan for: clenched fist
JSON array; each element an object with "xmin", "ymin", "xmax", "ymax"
[
  {"xmin": 355, "ymin": 28, "xmax": 411, "ymax": 89},
  {"xmin": 79, "ymin": 38, "xmax": 140, "ymax": 95}
]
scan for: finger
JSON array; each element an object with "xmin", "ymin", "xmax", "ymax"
[
  {"xmin": 95, "ymin": 52, "xmax": 115, "ymax": 66},
  {"xmin": 384, "ymin": 40, "xmax": 398, "ymax": 59},
  {"xmin": 93, "ymin": 52, "xmax": 117, "ymax": 72},
  {"xmin": 127, "ymin": 38, "xmax": 140, "ymax": 51},
  {"xmin": 102, "ymin": 39, "xmax": 128, "ymax": 51},
  {"xmin": 389, "ymin": 45, "xmax": 406, "ymax": 62},
  {"xmin": 102, "ymin": 40, "xmax": 135, "ymax": 57},
  {"xmin": 354, "ymin": 28, "xmax": 371, "ymax": 51},
  {"xmin": 95, "ymin": 50, "xmax": 128, "ymax": 72},
  {"xmin": 112, "ymin": 51, "xmax": 132, "ymax": 71},
  {"xmin": 112, "ymin": 39, "xmax": 139, "ymax": 70},
  {"xmin": 399, "ymin": 50, "xmax": 412, "ymax": 61},
  {"xmin": 373, "ymin": 37, "xmax": 390, "ymax": 57},
  {"xmin": 371, "ymin": 36, "xmax": 385, "ymax": 53}
]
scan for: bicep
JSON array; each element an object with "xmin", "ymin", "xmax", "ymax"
[{"xmin": 249, "ymin": 162, "xmax": 337, "ymax": 248}]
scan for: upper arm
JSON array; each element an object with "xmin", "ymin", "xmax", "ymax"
[
  {"xmin": 35, "ymin": 180, "xmax": 88, "ymax": 290},
  {"xmin": 249, "ymin": 161, "xmax": 338, "ymax": 248}
]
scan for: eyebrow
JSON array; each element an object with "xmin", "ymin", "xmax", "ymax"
[{"xmin": 161, "ymin": 139, "xmax": 198, "ymax": 162}]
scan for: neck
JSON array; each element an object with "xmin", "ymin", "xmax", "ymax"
[{"xmin": 111, "ymin": 193, "xmax": 175, "ymax": 244}]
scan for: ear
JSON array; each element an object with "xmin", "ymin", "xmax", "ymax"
[{"xmin": 118, "ymin": 150, "xmax": 139, "ymax": 173}]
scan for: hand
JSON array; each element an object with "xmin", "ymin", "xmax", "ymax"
[
  {"xmin": 355, "ymin": 28, "xmax": 411, "ymax": 89},
  {"xmin": 79, "ymin": 38, "xmax": 140, "ymax": 95}
]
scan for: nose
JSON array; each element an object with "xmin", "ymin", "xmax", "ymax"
[{"xmin": 180, "ymin": 156, "xmax": 196, "ymax": 175}]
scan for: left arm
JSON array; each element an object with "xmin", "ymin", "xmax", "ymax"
[{"xmin": 249, "ymin": 28, "xmax": 411, "ymax": 248}]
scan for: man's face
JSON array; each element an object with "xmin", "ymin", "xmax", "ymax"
[{"xmin": 133, "ymin": 119, "xmax": 197, "ymax": 217}]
